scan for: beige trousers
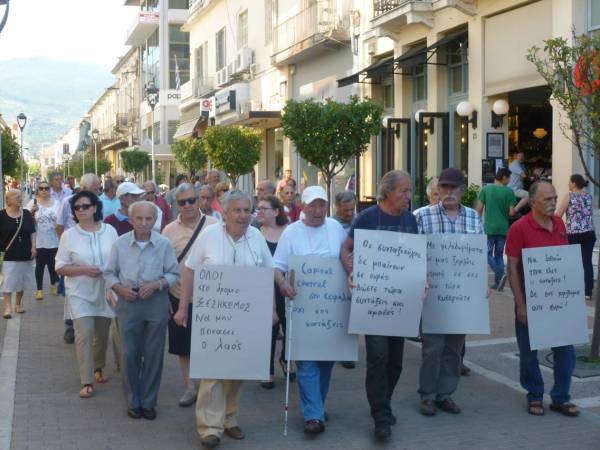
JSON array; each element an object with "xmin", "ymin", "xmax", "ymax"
[
  {"xmin": 73, "ymin": 316, "xmax": 111, "ymax": 385},
  {"xmin": 196, "ymin": 379, "xmax": 244, "ymax": 438},
  {"xmin": 110, "ymin": 318, "xmax": 121, "ymax": 371}
]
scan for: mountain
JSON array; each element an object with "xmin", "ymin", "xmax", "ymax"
[{"xmin": 0, "ymin": 57, "xmax": 114, "ymax": 155}]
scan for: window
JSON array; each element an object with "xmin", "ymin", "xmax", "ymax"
[
  {"xmin": 237, "ymin": 10, "xmax": 248, "ymax": 49},
  {"xmin": 141, "ymin": 0, "xmax": 158, "ymax": 12},
  {"xmin": 382, "ymin": 77, "xmax": 394, "ymax": 109},
  {"xmin": 194, "ymin": 42, "xmax": 207, "ymax": 83},
  {"xmin": 591, "ymin": 0, "xmax": 600, "ymax": 30},
  {"xmin": 216, "ymin": 28, "xmax": 226, "ymax": 70},
  {"xmin": 413, "ymin": 63, "xmax": 427, "ymax": 102},
  {"xmin": 169, "ymin": 24, "xmax": 190, "ymax": 89},
  {"xmin": 265, "ymin": 0, "xmax": 273, "ymax": 45},
  {"xmin": 142, "ymin": 29, "xmax": 160, "ymax": 87},
  {"xmin": 447, "ymin": 39, "xmax": 468, "ymax": 96},
  {"xmin": 168, "ymin": 0, "xmax": 188, "ymax": 9}
]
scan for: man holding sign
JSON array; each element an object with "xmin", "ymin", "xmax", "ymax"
[{"xmin": 505, "ymin": 181, "xmax": 579, "ymax": 417}]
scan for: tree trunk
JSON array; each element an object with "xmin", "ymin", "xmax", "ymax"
[
  {"xmin": 325, "ymin": 173, "xmax": 332, "ymax": 217},
  {"xmin": 591, "ymin": 248, "xmax": 600, "ymax": 357}
]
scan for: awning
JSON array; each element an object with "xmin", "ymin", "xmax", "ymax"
[
  {"xmin": 173, "ymin": 117, "xmax": 203, "ymax": 141},
  {"xmin": 337, "ymin": 56, "xmax": 394, "ymax": 87},
  {"xmin": 394, "ymin": 46, "xmax": 427, "ymax": 70},
  {"xmin": 218, "ymin": 110, "xmax": 281, "ymax": 128},
  {"xmin": 427, "ymin": 29, "xmax": 468, "ymax": 52}
]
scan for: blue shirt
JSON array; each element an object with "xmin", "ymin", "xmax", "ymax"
[
  {"xmin": 100, "ymin": 193, "xmax": 119, "ymax": 218},
  {"xmin": 348, "ymin": 204, "xmax": 418, "ymax": 239}
]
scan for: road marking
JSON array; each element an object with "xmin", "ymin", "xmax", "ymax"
[
  {"xmin": 466, "ymin": 337, "xmax": 516, "ymax": 347},
  {"xmin": 0, "ymin": 315, "xmax": 21, "ymax": 449}
]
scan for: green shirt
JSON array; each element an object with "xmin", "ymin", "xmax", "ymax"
[{"xmin": 478, "ymin": 184, "xmax": 516, "ymax": 236}]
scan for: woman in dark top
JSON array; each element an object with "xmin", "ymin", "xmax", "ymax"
[
  {"xmin": 0, "ymin": 189, "xmax": 36, "ymax": 318},
  {"xmin": 256, "ymin": 195, "xmax": 291, "ymax": 388}
]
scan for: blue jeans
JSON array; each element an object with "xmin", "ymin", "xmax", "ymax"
[
  {"xmin": 296, "ymin": 361, "xmax": 334, "ymax": 421},
  {"xmin": 514, "ymin": 314, "xmax": 575, "ymax": 404},
  {"xmin": 487, "ymin": 235, "xmax": 506, "ymax": 284}
]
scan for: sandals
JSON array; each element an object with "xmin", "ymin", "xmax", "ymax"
[
  {"xmin": 550, "ymin": 402, "xmax": 579, "ymax": 417},
  {"xmin": 527, "ymin": 401, "xmax": 544, "ymax": 416},
  {"xmin": 14, "ymin": 305, "xmax": 25, "ymax": 314},
  {"xmin": 94, "ymin": 369, "xmax": 108, "ymax": 384},
  {"xmin": 279, "ymin": 359, "xmax": 296, "ymax": 382},
  {"xmin": 79, "ymin": 384, "xmax": 94, "ymax": 398},
  {"xmin": 3, "ymin": 308, "xmax": 11, "ymax": 319}
]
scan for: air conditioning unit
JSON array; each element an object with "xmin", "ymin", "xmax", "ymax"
[
  {"xmin": 216, "ymin": 66, "xmax": 229, "ymax": 86},
  {"xmin": 234, "ymin": 47, "xmax": 254, "ymax": 73},
  {"xmin": 227, "ymin": 62, "xmax": 236, "ymax": 79}
]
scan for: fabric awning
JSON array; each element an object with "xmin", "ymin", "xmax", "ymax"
[
  {"xmin": 173, "ymin": 117, "xmax": 202, "ymax": 141},
  {"xmin": 427, "ymin": 29, "xmax": 467, "ymax": 52},
  {"xmin": 395, "ymin": 46, "xmax": 427, "ymax": 70},
  {"xmin": 337, "ymin": 56, "xmax": 394, "ymax": 87}
]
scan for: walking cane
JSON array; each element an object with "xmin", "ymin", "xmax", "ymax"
[{"xmin": 283, "ymin": 269, "xmax": 295, "ymax": 437}]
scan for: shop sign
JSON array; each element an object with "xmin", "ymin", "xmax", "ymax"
[
  {"xmin": 139, "ymin": 11, "xmax": 159, "ymax": 24},
  {"xmin": 215, "ymin": 90, "xmax": 236, "ymax": 115},
  {"xmin": 201, "ymin": 98, "xmax": 215, "ymax": 119}
]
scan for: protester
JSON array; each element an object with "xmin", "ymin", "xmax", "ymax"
[
  {"xmin": 413, "ymin": 178, "xmax": 440, "ymax": 215},
  {"xmin": 104, "ymin": 201, "xmax": 179, "ymax": 420},
  {"xmin": 214, "ymin": 181, "xmax": 229, "ymax": 203},
  {"xmin": 341, "ymin": 170, "xmax": 418, "ymax": 441},
  {"xmin": 143, "ymin": 180, "xmax": 170, "ymax": 230},
  {"xmin": 208, "ymin": 170, "xmax": 225, "ymax": 215},
  {"xmin": 255, "ymin": 194, "xmax": 289, "ymax": 388},
  {"xmin": 252, "ymin": 180, "xmax": 276, "ymax": 227},
  {"xmin": 274, "ymin": 185, "xmax": 347, "ymax": 436},
  {"xmin": 49, "ymin": 172, "xmax": 72, "ymax": 203},
  {"xmin": 174, "ymin": 189, "xmax": 275, "ymax": 448},
  {"xmin": 198, "ymin": 184, "xmax": 223, "ymax": 221},
  {"xmin": 162, "ymin": 183, "xmax": 217, "ymax": 407},
  {"xmin": 0, "ymin": 189, "xmax": 36, "ymax": 318},
  {"xmin": 66, "ymin": 176, "xmax": 77, "ymax": 192},
  {"xmin": 506, "ymin": 180, "xmax": 579, "ymax": 417},
  {"xmin": 277, "ymin": 169, "xmax": 293, "ymax": 192},
  {"xmin": 414, "ymin": 168, "xmax": 484, "ymax": 417},
  {"xmin": 55, "ymin": 191, "xmax": 117, "ymax": 398},
  {"xmin": 113, "ymin": 174, "xmax": 125, "ymax": 185},
  {"xmin": 166, "ymin": 174, "xmax": 189, "ymax": 220},
  {"xmin": 104, "ymin": 182, "xmax": 150, "ymax": 235},
  {"xmin": 27, "ymin": 180, "xmax": 59, "ymax": 300},
  {"xmin": 332, "ymin": 190, "xmax": 357, "ymax": 231},
  {"xmin": 279, "ymin": 183, "xmax": 301, "ymax": 223},
  {"xmin": 100, "ymin": 179, "xmax": 119, "ymax": 218},
  {"xmin": 509, "ymin": 152, "xmax": 529, "ymax": 199},
  {"xmin": 555, "ymin": 174, "xmax": 596, "ymax": 300}
]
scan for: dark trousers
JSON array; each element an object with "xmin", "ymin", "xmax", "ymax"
[
  {"xmin": 269, "ymin": 291, "xmax": 286, "ymax": 375},
  {"xmin": 365, "ymin": 335, "xmax": 404, "ymax": 426},
  {"xmin": 568, "ymin": 231, "xmax": 596, "ymax": 296},
  {"xmin": 35, "ymin": 247, "xmax": 58, "ymax": 290}
]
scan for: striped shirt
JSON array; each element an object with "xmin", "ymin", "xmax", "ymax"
[{"xmin": 415, "ymin": 203, "xmax": 483, "ymax": 235}]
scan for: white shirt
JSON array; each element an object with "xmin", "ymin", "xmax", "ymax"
[
  {"xmin": 273, "ymin": 218, "xmax": 346, "ymax": 272},
  {"xmin": 185, "ymin": 222, "xmax": 273, "ymax": 269},
  {"xmin": 26, "ymin": 199, "xmax": 59, "ymax": 249},
  {"xmin": 509, "ymin": 160, "xmax": 525, "ymax": 191},
  {"xmin": 55, "ymin": 223, "xmax": 118, "ymax": 319}
]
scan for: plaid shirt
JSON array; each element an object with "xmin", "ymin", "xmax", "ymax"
[{"xmin": 415, "ymin": 203, "xmax": 483, "ymax": 235}]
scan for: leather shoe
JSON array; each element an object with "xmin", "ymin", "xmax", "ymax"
[
  {"xmin": 304, "ymin": 419, "xmax": 325, "ymax": 435},
  {"xmin": 224, "ymin": 426, "xmax": 245, "ymax": 440},
  {"xmin": 374, "ymin": 424, "xmax": 391, "ymax": 442},
  {"xmin": 142, "ymin": 408, "xmax": 156, "ymax": 420},
  {"xmin": 63, "ymin": 328, "xmax": 75, "ymax": 344},
  {"xmin": 420, "ymin": 400, "xmax": 437, "ymax": 416},
  {"xmin": 436, "ymin": 398, "xmax": 461, "ymax": 414},
  {"xmin": 179, "ymin": 388, "xmax": 197, "ymax": 407},
  {"xmin": 127, "ymin": 408, "xmax": 142, "ymax": 419},
  {"xmin": 200, "ymin": 434, "xmax": 220, "ymax": 448}
]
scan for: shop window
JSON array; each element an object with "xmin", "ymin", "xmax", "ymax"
[
  {"xmin": 453, "ymin": 113, "xmax": 468, "ymax": 174},
  {"xmin": 448, "ymin": 40, "xmax": 468, "ymax": 96},
  {"xmin": 216, "ymin": 28, "xmax": 226, "ymax": 70},
  {"xmin": 413, "ymin": 64, "xmax": 427, "ymax": 102}
]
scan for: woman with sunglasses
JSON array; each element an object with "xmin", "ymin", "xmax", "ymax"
[
  {"xmin": 26, "ymin": 181, "xmax": 60, "ymax": 300},
  {"xmin": 55, "ymin": 191, "xmax": 118, "ymax": 398}
]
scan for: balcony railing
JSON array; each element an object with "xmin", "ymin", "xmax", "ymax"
[
  {"xmin": 194, "ymin": 77, "xmax": 214, "ymax": 97},
  {"xmin": 373, "ymin": 0, "xmax": 428, "ymax": 17}
]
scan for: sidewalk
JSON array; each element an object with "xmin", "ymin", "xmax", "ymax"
[{"xmin": 3, "ymin": 284, "xmax": 600, "ymax": 450}]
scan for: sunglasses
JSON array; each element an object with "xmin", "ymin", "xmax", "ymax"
[
  {"xmin": 38, "ymin": 186, "xmax": 49, "ymax": 191},
  {"xmin": 73, "ymin": 203, "xmax": 93, "ymax": 212},
  {"xmin": 177, "ymin": 197, "xmax": 198, "ymax": 206}
]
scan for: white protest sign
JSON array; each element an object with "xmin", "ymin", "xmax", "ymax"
[
  {"xmin": 523, "ymin": 245, "xmax": 588, "ymax": 350},
  {"xmin": 190, "ymin": 265, "xmax": 273, "ymax": 380},
  {"xmin": 287, "ymin": 256, "xmax": 358, "ymax": 361},
  {"xmin": 422, "ymin": 234, "xmax": 490, "ymax": 334},
  {"xmin": 349, "ymin": 229, "xmax": 427, "ymax": 337}
]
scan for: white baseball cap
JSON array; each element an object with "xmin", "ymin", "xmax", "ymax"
[
  {"xmin": 301, "ymin": 185, "xmax": 328, "ymax": 205},
  {"xmin": 116, "ymin": 182, "xmax": 145, "ymax": 198}
]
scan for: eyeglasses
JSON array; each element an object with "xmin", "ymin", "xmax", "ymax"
[
  {"xmin": 177, "ymin": 197, "xmax": 198, "ymax": 206},
  {"xmin": 115, "ymin": 179, "xmax": 124, "ymax": 184},
  {"xmin": 73, "ymin": 203, "xmax": 93, "ymax": 212},
  {"xmin": 145, "ymin": 191, "xmax": 156, "ymax": 196},
  {"xmin": 38, "ymin": 186, "xmax": 49, "ymax": 191}
]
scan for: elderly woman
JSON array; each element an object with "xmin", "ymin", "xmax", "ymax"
[
  {"xmin": 0, "ymin": 189, "xmax": 36, "ymax": 318},
  {"xmin": 55, "ymin": 191, "xmax": 118, "ymax": 398},
  {"xmin": 104, "ymin": 201, "xmax": 179, "ymax": 420},
  {"xmin": 162, "ymin": 183, "xmax": 217, "ymax": 406},
  {"xmin": 174, "ymin": 189, "xmax": 276, "ymax": 449}
]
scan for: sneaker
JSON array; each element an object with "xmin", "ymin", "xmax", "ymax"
[
  {"xmin": 497, "ymin": 274, "xmax": 508, "ymax": 292},
  {"xmin": 178, "ymin": 387, "xmax": 197, "ymax": 407},
  {"xmin": 64, "ymin": 328, "xmax": 75, "ymax": 344},
  {"xmin": 304, "ymin": 419, "xmax": 325, "ymax": 435},
  {"xmin": 50, "ymin": 285, "xmax": 58, "ymax": 296},
  {"xmin": 35, "ymin": 290, "xmax": 43, "ymax": 301}
]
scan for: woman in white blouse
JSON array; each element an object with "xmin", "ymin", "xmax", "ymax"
[{"xmin": 55, "ymin": 191, "xmax": 118, "ymax": 398}]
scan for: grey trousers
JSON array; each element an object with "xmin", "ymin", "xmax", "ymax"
[
  {"xmin": 110, "ymin": 318, "xmax": 121, "ymax": 371},
  {"xmin": 73, "ymin": 316, "xmax": 111, "ymax": 385},
  {"xmin": 117, "ymin": 293, "xmax": 169, "ymax": 410},
  {"xmin": 418, "ymin": 333, "xmax": 466, "ymax": 401}
]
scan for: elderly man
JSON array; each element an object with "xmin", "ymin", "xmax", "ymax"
[
  {"xmin": 509, "ymin": 152, "xmax": 529, "ymax": 199},
  {"xmin": 198, "ymin": 184, "xmax": 223, "ymax": 221},
  {"xmin": 333, "ymin": 190, "xmax": 357, "ymax": 231},
  {"xmin": 143, "ymin": 180, "xmax": 170, "ymax": 230},
  {"xmin": 166, "ymin": 174, "xmax": 189, "ymax": 220},
  {"xmin": 100, "ymin": 179, "xmax": 119, "ymax": 218},
  {"xmin": 174, "ymin": 189, "xmax": 275, "ymax": 448},
  {"xmin": 414, "ymin": 168, "xmax": 483, "ymax": 417},
  {"xmin": 104, "ymin": 201, "xmax": 179, "ymax": 420},
  {"xmin": 275, "ymin": 186, "xmax": 347, "ymax": 436},
  {"xmin": 413, "ymin": 178, "xmax": 440, "ymax": 215},
  {"xmin": 279, "ymin": 183, "xmax": 301, "ymax": 223},
  {"xmin": 505, "ymin": 181, "xmax": 579, "ymax": 417},
  {"xmin": 340, "ymin": 170, "xmax": 418, "ymax": 441},
  {"xmin": 104, "ymin": 182, "xmax": 162, "ymax": 236},
  {"xmin": 49, "ymin": 171, "xmax": 72, "ymax": 203},
  {"xmin": 252, "ymin": 180, "xmax": 276, "ymax": 227},
  {"xmin": 162, "ymin": 183, "xmax": 217, "ymax": 407}
]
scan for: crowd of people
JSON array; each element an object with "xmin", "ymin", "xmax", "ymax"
[{"xmin": 0, "ymin": 162, "xmax": 594, "ymax": 447}]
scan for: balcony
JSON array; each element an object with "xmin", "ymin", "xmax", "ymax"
[
  {"xmin": 271, "ymin": 1, "xmax": 351, "ymax": 66},
  {"xmin": 180, "ymin": 77, "xmax": 215, "ymax": 111},
  {"xmin": 125, "ymin": 11, "xmax": 159, "ymax": 46},
  {"xmin": 371, "ymin": 0, "xmax": 475, "ymax": 31}
]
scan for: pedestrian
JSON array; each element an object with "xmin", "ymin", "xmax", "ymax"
[
  {"xmin": 99, "ymin": 179, "xmax": 119, "ymax": 218},
  {"xmin": 279, "ymin": 183, "xmax": 301, "ymax": 223},
  {"xmin": 509, "ymin": 152, "xmax": 529, "ymax": 199},
  {"xmin": 207, "ymin": 170, "xmax": 225, "ymax": 215},
  {"xmin": 0, "ymin": 189, "xmax": 36, "ymax": 318},
  {"xmin": 274, "ymin": 186, "xmax": 347, "ymax": 436},
  {"xmin": 55, "ymin": 191, "xmax": 118, "ymax": 398},
  {"xmin": 174, "ymin": 189, "xmax": 276, "ymax": 448},
  {"xmin": 413, "ymin": 178, "xmax": 440, "ymax": 215},
  {"xmin": 277, "ymin": 169, "xmax": 293, "ymax": 192},
  {"xmin": 166, "ymin": 174, "xmax": 189, "ymax": 220},
  {"xmin": 26, "ymin": 180, "xmax": 59, "ymax": 300},
  {"xmin": 162, "ymin": 183, "xmax": 217, "ymax": 407},
  {"xmin": 340, "ymin": 170, "xmax": 418, "ymax": 441},
  {"xmin": 506, "ymin": 180, "xmax": 579, "ymax": 417},
  {"xmin": 555, "ymin": 174, "xmax": 596, "ymax": 300},
  {"xmin": 214, "ymin": 181, "xmax": 229, "ymax": 203},
  {"xmin": 143, "ymin": 180, "xmax": 170, "ymax": 230},
  {"xmin": 104, "ymin": 201, "xmax": 180, "ymax": 420},
  {"xmin": 49, "ymin": 171, "xmax": 72, "ymax": 203},
  {"xmin": 198, "ymin": 184, "xmax": 223, "ymax": 221},
  {"xmin": 414, "ymin": 168, "xmax": 484, "ymax": 417},
  {"xmin": 255, "ymin": 194, "xmax": 290, "ymax": 389}
]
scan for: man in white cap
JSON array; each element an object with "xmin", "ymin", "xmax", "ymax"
[
  {"xmin": 274, "ymin": 185, "xmax": 347, "ymax": 436},
  {"xmin": 104, "ymin": 182, "xmax": 162, "ymax": 236}
]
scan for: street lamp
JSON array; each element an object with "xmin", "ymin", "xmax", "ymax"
[
  {"xmin": 0, "ymin": 0, "xmax": 10, "ymax": 36},
  {"xmin": 145, "ymin": 80, "xmax": 159, "ymax": 182},
  {"xmin": 91, "ymin": 128, "xmax": 99, "ymax": 175},
  {"xmin": 17, "ymin": 112, "xmax": 27, "ymax": 191}
]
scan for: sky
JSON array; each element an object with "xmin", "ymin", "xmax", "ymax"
[{"xmin": 0, "ymin": 0, "xmax": 138, "ymax": 69}]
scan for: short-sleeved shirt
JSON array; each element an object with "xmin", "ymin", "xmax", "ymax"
[
  {"xmin": 99, "ymin": 193, "xmax": 119, "ymax": 218},
  {"xmin": 509, "ymin": 160, "xmax": 525, "ymax": 191},
  {"xmin": 566, "ymin": 192, "xmax": 595, "ymax": 234},
  {"xmin": 26, "ymin": 199, "xmax": 59, "ymax": 249},
  {"xmin": 478, "ymin": 184, "xmax": 516, "ymax": 236},
  {"xmin": 0, "ymin": 209, "xmax": 36, "ymax": 260},
  {"xmin": 56, "ymin": 194, "xmax": 76, "ymax": 230},
  {"xmin": 505, "ymin": 212, "xmax": 568, "ymax": 298},
  {"xmin": 350, "ymin": 205, "xmax": 418, "ymax": 239},
  {"xmin": 415, "ymin": 203, "xmax": 483, "ymax": 235}
]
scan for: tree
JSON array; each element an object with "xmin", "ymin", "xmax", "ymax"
[
  {"xmin": 54, "ymin": 156, "xmax": 112, "ymax": 179},
  {"xmin": 528, "ymin": 33, "xmax": 600, "ymax": 359},
  {"xmin": 171, "ymin": 137, "xmax": 207, "ymax": 177},
  {"xmin": 1, "ymin": 128, "xmax": 21, "ymax": 179},
  {"xmin": 203, "ymin": 125, "xmax": 262, "ymax": 187},
  {"xmin": 281, "ymin": 96, "xmax": 383, "ymax": 204},
  {"xmin": 120, "ymin": 149, "xmax": 151, "ymax": 180}
]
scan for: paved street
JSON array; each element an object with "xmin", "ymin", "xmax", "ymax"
[{"xmin": 2, "ymin": 281, "xmax": 600, "ymax": 450}]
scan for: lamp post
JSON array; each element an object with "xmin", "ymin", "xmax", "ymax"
[
  {"xmin": 17, "ymin": 112, "xmax": 27, "ymax": 191},
  {"xmin": 145, "ymin": 80, "xmax": 159, "ymax": 182},
  {"xmin": 91, "ymin": 128, "xmax": 99, "ymax": 175},
  {"xmin": 0, "ymin": 0, "xmax": 10, "ymax": 36}
]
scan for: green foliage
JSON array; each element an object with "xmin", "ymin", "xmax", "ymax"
[
  {"xmin": 28, "ymin": 161, "xmax": 41, "ymax": 176},
  {"xmin": 120, "ymin": 149, "xmax": 151, "ymax": 177},
  {"xmin": 54, "ymin": 154, "xmax": 112, "ymax": 179},
  {"xmin": 281, "ymin": 96, "xmax": 383, "ymax": 202},
  {"xmin": 461, "ymin": 183, "xmax": 480, "ymax": 208},
  {"xmin": 202, "ymin": 126, "xmax": 262, "ymax": 187},
  {"xmin": 1, "ymin": 128, "xmax": 21, "ymax": 179},
  {"xmin": 171, "ymin": 137, "xmax": 207, "ymax": 176}
]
